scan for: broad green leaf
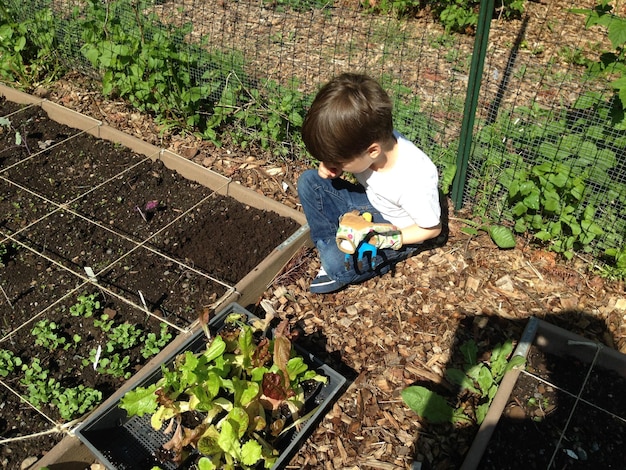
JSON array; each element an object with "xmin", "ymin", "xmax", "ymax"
[
  {"xmin": 607, "ymin": 17, "xmax": 626, "ymax": 49},
  {"xmin": 150, "ymin": 403, "xmax": 177, "ymax": 430},
  {"xmin": 508, "ymin": 179, "xmax": 521, "ymax": 198},
  {"xmin": 475, "ymin": 366, "xmax": 494, "ymax": 395},
  {"xmin": 286, "ymin": 357, "xmax": 308, "ymax": 380},
  {"xmin": 519, "ymin": 180, "xmax": 536, "ymax": 197},
  {"xmin": 488, "ymin": 225, "xmax": 516, "ymax": 249},
  {"xmin": 494, "ymin": 340, "xmax": 514, "ymax": 360},
  {"xmin": 543, "ymin": 192, "xmax": 561, "ymax": 213},
  {"xmin": 584, "ymin": 124, "xmax": 605, "ymax": 140},
  {"xmin": 538, "ymin": 141, "xmax": 569, "ymax": 161},
  {"xmin": 178, "ymin": 351, "xmax": 200, "ymax": 388},
  {"xmin": 561, "ymin": 215, "xmax": 581, "ymax": 236},
  {"xmin": 460, "ymin": 227, "xmax": 479, "ymax": 236},
  {"xmin": 523, "ymin": 191, "xmax": 540, "ymax": 211},
  {"xmin": 233, "ymin": 377, "xmax": 259, "ymax": 407},
  {"xmin": 490, "ymin": 340, "xmax": 514, "ymax": 380},
  {"xmin": 614, "ymin": 76, "xmax": 626, "ymax": 110},
  {"xmin": 549, "ymin": 221, "xmax": 563, "ymax": 236},
  {"xmin": 460, "ymin": 341, "xmax": 478, "ymax": 366},
  {"xmin": 119, "ymin": 383, "xmax": 158, "ymax": 417},
  {"xmin": 571, "ymin": 183, "xmax": 585, "ymax": 200},
  {"xmin": 582, "ymin": 219, "xmax": 604, "ymax": 236},
  {"xmin": 238, "ymin": 326, "xmax": 254, "ymax": 368},
  {"xmin": 197, "ymin": 456, "xmax": 218, "ymax": 470},
  {"xmin": 547, "ymin": 172, "xmax": 568, "ymax": 188},
  {"xmin": 511, "ymin": 202, "xmax": 528, "ymax": 217},
  {"xmin": 530, "ymin": 214, "xmax": 545, "ymax": 230},
  {"xmin": 514, "ymin": 218, "xmax": 527, "ymax": 233},
  {"xmin": 475, "ymin": 402, "xmax": 490, "ymax": 425},
  {"xmin": 227, "ymin": 407, "xmax": 250, "ymax": 440},
  {"xmin": 217, "ymin": 420, "xmax": 240, "ymax": 456},
  {"xmin": 561, "ymin": 134, "xmax": 584, "ymax": 153},
  {"xmin": 204, "ymin": 336, "xmax": 227, "ymax": 363},
  {"xmin": 505, "ymin": 355, "xmax": 526, "ymax": 373},
  {"xmin": 401, "ymin": 386, "xmax": 453, "ymax": 424},
  {"xmin": 241, "ymin": 439, "xmax": 263, "ymax": 466},
  {"xmin": 446, "ymin": 367, "xmax": 479, "ymax": 394}
]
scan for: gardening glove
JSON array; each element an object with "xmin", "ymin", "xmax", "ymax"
[{"xmin": 335, "ymin": 210, "xmax": 403, "ymax": 254}]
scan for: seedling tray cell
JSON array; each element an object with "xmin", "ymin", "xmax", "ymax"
[{"xmin": 76, "ymin": 303, "xmax": 347, "ymax": 469}]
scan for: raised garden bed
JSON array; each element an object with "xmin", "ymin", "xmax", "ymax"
[
  {"xmin": 461, "ymin": 317, "xmax": 626, "ymax": 470},
  {"xmin": 75, "ymin": 302, "xmax": 347, "ymax": 469},
  {"xmin": 0, "ymin": 85, "xmax": 310, "ymax": 467}
]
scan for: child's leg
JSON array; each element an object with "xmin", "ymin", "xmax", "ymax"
[
  {"xmin": 298, "ymin": 170, "xmax": 419, "ymax": 291},
  {"xmin": 297, "ymin": 169, "xmax": 372, "ymax": 243}
]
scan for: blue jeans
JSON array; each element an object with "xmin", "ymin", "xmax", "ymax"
[{"xmin": 297, "ymin": 169, "xmax": 421, "ymax": 285}]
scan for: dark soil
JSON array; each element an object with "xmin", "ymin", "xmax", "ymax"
[
  {"xmin": 479, "ymin": 343, "xmax": 626, "ymax": 469},
  {"xmin": 0, "ymin": 97, "xmax": 299, "ymax": 467}
]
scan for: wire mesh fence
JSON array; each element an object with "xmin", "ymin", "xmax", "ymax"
[
  {"xmin": 6, "ymin": 0, "xmax": 626, "ymax": 267},
  {"xmin": 467, "ymin": 0, "xmax": 626, "ymax": 264}
]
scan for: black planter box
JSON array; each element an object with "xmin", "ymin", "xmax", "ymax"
[{"xmin": 75, "ymin": 303, "xmax": 347, "ymax": 469}]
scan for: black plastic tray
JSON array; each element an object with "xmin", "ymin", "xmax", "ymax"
[{"xmin": 75, "ymin": 303, "xmax": 347, "ymax": 469}]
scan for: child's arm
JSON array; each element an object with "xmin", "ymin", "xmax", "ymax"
[{"xmin": 400, "ymin": 223, "xmax": 442, "ymax": 245}]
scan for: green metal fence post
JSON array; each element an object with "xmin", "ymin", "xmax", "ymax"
[{"xmin": 451, "ymin": 0, "xmax": 495, "ymax": 210}]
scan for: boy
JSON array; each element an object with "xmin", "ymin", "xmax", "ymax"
[{"xmin": 297, "ymin": 73, "xmax": 444, "ymax": 294}]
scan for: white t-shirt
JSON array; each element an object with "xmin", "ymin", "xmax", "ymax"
[{"xmin": 355, "ymin": 131, "xmax": 441, "ymax": 229}]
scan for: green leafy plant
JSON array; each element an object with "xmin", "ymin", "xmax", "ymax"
[
  {"xmin": 527, "ymin": 395, "xmax": 550, "ymax": 422},
  {"xmin": 74, "ymin": 0, "xmax": 308, "ymax": 155},
  {"xmin": 53, "ymin": 384, "xmax": 103, "ymax": 420},
  {"xmin": 69, "ymin": 293, "xmax": 102, "ymax": 318},
  {"xmin": 20, "ymin": 357, "xmax": 58, "ymax": 408},
  {"xmin": 429, "ymin": 0, "xmax": 525, "ymax": 33},
  {"xmin": 20, "ymin": 357, "xmax": 101, "ymax": 419},
  {"xmin": 455, "ymin": 217, "xmax": 517, "ymax": 249},
  {"xmin": 504, "ymin": 162, "xmax": 604, "ymax": 259},
  {"xmin": 401, "ymin": 339, "xmax": 525, "ymax": 425},
  {"xmin": 572, "ymin": 1, "xmax": 626, "ymax": 124},
  {"xmin": 601, "ymin": 245, "xmax": 626, "ymax": 280},
  {"xmin": 91, "ymin": 352, "xmax": 132, "ymax": 379},
  {"xmin": 361, "ymin": 0, "xmax": 422, "ymax": 18},
  {"xmin": 140, "ymin": 322, "xmax": 173, "ymax": 359},
  {"xmin": 468, "ymin": 93, "xmax": 625, "ymax": 275},
  {"xmin": 120, "ymin": 313, "xmax": 327, "ymax": 468},
  {"xmin": 93, "ymin": 313, "xmax": 114, "ymax": 332},
  {"xmin": 262, "ymin": 0, "xmax": 335, "ymax": 13},
  {"xmin": 0, "ymin": 349, "xmax": 22, "ymax": 377},
  {"xmin": 82, "ymin": 324, "xmax": 142, "ymax": 379},
  {"xmin": 31, "ymin": 319, "xmax": 73, "ymax": 351},
  {"xmin": 0, "ymin": 4, "xmax": 63, "ymax": 88},
  {"xmin": 107, "ymin": 322, "xmax": 143, "ymax": 350}
]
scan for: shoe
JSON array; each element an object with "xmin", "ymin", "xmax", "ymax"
[{"xmin": 309, "ymin": 267, "xmax": 347, "ymax": 294}]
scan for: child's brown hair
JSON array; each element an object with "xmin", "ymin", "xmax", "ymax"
[{"xmin": 301, "ymin": 73, "xmax": 394, "ymax": 164}]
